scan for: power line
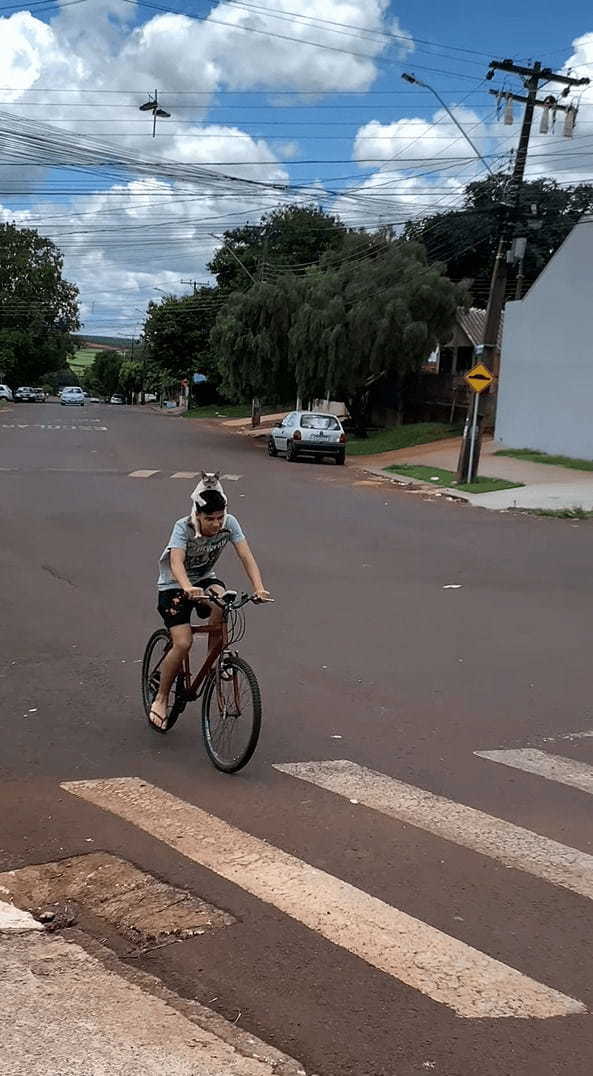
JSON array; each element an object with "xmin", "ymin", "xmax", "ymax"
[{"xmin": 123, "ymin": 0, "xmax": 484, "ymax": 83}]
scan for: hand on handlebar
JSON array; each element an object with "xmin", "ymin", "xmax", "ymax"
[
  {"xmin": 184, "ymin": 586, "xmax": 208, "ymax": 602},
  {"xmin": 253, "ymin": 588, "xmax": 273, "ymax": 603}
]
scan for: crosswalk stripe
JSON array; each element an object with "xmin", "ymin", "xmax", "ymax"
[
  {"xmin": 128, "ymin": 469, "xmax": 160, "ymax": 478},
  {"xmin": 274, "ymin": 760, "xmax": 593, "ymax": 902},
  {"xmin": 170, "ymin": 471, "xmax": 200, "ymax": 478},
  {"xmin": 475, "ymin": 749, "xmax": 593, "ymax": 796},
  {"xmin": 61, "ymin": 777, "xmax": 585, "ymax": 1019}
]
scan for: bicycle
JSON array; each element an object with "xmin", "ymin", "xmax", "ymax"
[{"xmin": 141, "ymin": 590, "xmax": 266, "ymax": 773}]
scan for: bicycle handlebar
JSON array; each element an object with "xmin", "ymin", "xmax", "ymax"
[{"xmin": 205, "ymin": 589, "xmax": 273, "ymax": 610}]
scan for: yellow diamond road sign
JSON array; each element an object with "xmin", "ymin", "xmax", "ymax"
[{"xmin": 465, "ymin": 362, "xmax": 494, "ymax": 394}]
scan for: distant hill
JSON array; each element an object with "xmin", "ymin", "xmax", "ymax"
[{"xmin": 79, "ymin": 336, "xmax": 130, "ymax": 350}]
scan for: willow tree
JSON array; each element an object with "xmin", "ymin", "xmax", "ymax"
[
  {"xmin": 290, "ymin": 239, "xmax": 465, "ymax": 430},
  {"xmin": 212, "ymin": 279, "xmax": 300, "ymax": 403}
]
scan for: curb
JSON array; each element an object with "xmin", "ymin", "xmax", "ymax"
[{"xmin": 361, "ymin": 466, "xmax": 469, "ymax": 502}]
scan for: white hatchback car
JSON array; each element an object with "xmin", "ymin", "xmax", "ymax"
[
  {"xmin": 268, "ymin": 410, "xmax": 347, "ymax": 464},
  {"xmin": 60, "ymin": 386, "xmax": 85, "ymax": 406},
  {"xmin": 0, "ymin": 384, "xmax": 13, "ymax": 401}
]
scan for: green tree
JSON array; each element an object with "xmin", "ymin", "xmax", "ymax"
[
  {"xmin": 142, "ymin": 288, "xmax": 221, "ymax": 388},
  {"xmin": 290, "ymin": 239, "xmax": 465, "ymax": 430},
  {"xmin": 0, "ymin": 222, "xmax": 79, "ymax": 387},
  {"xmin": 212, "ymin": 278, "xmax": 301, "ymax": 402},
  {"xmin": 404, "ymin": 173, "xmax": 593, "ymax": 304},
  {"xmin": 87, "ymin": 350, "xmax": 123, "ymax": 400},
  {"xmin": 119, "ymin": 357, "xmax": 144, "ymax": 401},
  {"xmin": 209, "ymin": 204, "xmax": 349, "ymax": 292}
]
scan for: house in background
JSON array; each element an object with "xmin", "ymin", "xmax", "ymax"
[
  {"xmin": 416, "ymin": 308, "xmax": 503, "ymax": 424},
  {"xmin": 495, "ymin": 216, "xmax": 593, "ymax": 460}
]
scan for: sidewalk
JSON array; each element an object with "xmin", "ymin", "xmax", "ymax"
[
  {"xmin": 361, "ymin": 437, "xmax": 593, "ymax": 512},
  {"xmin": 223, "ymin": 413, "xmax": 285, "ymax": 436},
  {"xmin": 0, "ymin": 900, "xmax": 309, "ymax": 1076}
]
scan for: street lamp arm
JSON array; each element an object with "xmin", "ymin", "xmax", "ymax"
[{"xmin": 402, "ymin": 73, "xmax": 493, "ymax": 175}]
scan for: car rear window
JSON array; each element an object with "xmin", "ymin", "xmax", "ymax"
[{"xmin": 300, "ymin": 414, "xmax": 340, "ymax": 430}]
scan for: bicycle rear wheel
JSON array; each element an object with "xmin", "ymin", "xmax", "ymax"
[
  {"xmin": 141, "ymin": 628, "xmax": 185, "ymax": 729},
  {"xmin": 202, "ymin": 655, "xmax": 262, "ymax": 772}
]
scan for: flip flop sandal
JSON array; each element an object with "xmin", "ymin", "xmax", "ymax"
[{"xmin": 149, "ymin": 708, "xmax": 169, "ymax": 734}]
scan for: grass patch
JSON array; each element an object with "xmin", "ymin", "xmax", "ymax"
[
  {"xmin": 527, "ymin": 507, "xmax": 593, "ymax": 520},
  {"xmin": 385, "ymin": 463, "xmax": 524, "ymax": 495},
  {"xmin": 347, "ymin": 422, "xmax": 460, "ymax": 456},
  {"xmin": 495, "ymin": 448, "xmax": 593, "ymax": 472},
  {"xmin": 68, "ymin": 348, "xmax": 97, "ymax": 374}
]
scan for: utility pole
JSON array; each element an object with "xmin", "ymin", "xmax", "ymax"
[
  {"xmin": 482, "ymin": 59, "xmax": 589, "ymax": 375},
  {"xmin": 456, "ymin": 58, "xmax": 588, "ymax": 482},
  {"xmin": 180, "ymin": 279, "xmax": 199, "ymax": 295}
]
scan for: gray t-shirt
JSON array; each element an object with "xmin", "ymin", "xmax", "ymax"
[{"xmin": 158, "ymin": 514, "xmax": 245, "ymax": 590}]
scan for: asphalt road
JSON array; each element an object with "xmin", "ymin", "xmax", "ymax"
[{"xmin": 1, "ymin": 401, "xmax": 592, "ymax": 1075}]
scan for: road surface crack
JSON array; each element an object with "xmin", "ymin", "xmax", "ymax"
[{"xmin": 42, "ymin": 563, "xmax": 77, "ymax": 587}]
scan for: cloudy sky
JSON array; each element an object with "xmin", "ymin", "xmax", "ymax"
[{"xmin": 1, "ymin": 0, "xmax": 593, "ymax": 337}]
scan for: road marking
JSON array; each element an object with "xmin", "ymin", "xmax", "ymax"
[
  {"xmin": 62, "ymin": 777, "xmax": 585, "ymax": 1019},
  {"xmin": 274, "ymin": 760, "xmax": 593, "ymax": 902},
  {"xmin": 128, "ymin": 469, "xmax": 160, "ymax": 478},
  {"xmin": 1, "ymin": 423, "xmax": 108, "ymax": 431},
  {"xmin": 475, "ymin": 749, "xmax": 593, "ymax": 796},
  {"xmin": 170, "ymin": 471, "xmax": 200, "ymax": 479},
  {"xmin": 220, "ymin": 474, "xmax": 243, "ymax": 481}
]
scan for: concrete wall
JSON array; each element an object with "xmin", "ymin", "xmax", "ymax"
[{"xmin": 495, "ymin": 218, "xmax": 593, "ymax": 459}]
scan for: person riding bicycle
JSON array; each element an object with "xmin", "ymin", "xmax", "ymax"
[{"xmin": 150, "ymin": 488, "xmax": 270, "ymax": 730}]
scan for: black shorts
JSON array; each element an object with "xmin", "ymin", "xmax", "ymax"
[{"xmin": 157, "ymin": 579, "xmax": 225, "ymax": 629}]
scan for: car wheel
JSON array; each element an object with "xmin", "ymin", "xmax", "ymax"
[
  {"xmin": 336, "ymin": 450, "xmax": 346, "ymax": 465},
  {"xmin": 267, "ymin": 437, "xmax": 278, "ymax": 457},
  {"xmin": 286, "ymin": 440, "xmax": 298, "ymax": 462}
]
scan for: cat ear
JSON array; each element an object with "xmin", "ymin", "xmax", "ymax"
[
  {"xmin": 200, "ymin": 470, "xmax": 207, "ymax": 478},
  {"xmin": 214, "ymin": 471, "xmax": 220, "ymax": 479}
]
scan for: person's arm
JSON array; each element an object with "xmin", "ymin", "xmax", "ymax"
[
  {"xmin": 170, "ymin": 547, "xmax": 204, "ymax": 599},
  {"xmin": 232, "ymin": 539, "xmax": 271, "ymax": 600}
]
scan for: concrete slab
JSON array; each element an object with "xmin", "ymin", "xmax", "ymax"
[
  {"xmin": 0, "ymin": 899, "xmax": 42, "ymax": 933},
  {"xmin": 463, "ymin": 483, "xmax": 593, "ymax": 512},
  {"xmin": 1, "ymin": 931, "xmax": 310, "ymax": 1076}
]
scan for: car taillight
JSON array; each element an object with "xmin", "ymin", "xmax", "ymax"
[
  {"xmin": 293, "ymin": 430, "xmax": 302, "ymax": 440},
  {"xmin": 339, "ymin": 433, "xmax": 346, "ymax": 443}
]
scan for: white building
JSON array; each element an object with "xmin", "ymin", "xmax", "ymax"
[{"xmin": 495, "ymin": 216, "xmax": 593, "ymax": 460}]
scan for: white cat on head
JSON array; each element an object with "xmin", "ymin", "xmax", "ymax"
[{"xmin": 190, "ymin": 471, "xmax": 228, "ymax": 533}]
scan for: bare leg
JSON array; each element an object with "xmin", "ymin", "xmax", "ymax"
[{"xmin": 151, "ymin": 625, "xmax": 192, "ymax": 728}]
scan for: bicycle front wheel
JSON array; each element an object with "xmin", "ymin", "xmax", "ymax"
[{"xmin": 202, "ymin": 655, "xmax": 262, "ymax": 772}]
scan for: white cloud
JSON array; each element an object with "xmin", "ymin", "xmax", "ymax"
[
  {"xmin": 353, "ymin": 106, "xmax": 493, "ymax": 171},
  {"xmin": 0, "ymin": 0, "xmax": 412, "ymax": 333}
]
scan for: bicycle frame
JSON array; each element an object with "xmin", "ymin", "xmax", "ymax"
[{"xmin": 178, "ymin": 619, "xmax": 229, "ymax": 700}]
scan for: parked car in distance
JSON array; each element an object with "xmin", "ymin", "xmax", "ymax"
[
  {"xmin": 268, "ymin": 411, "xmax": 347, "ymax": 464},
  {"xmin": 60, "ymin": 386, "xmax": 85, "ymax": 407},
  {"xmin": 0, "ymin": 384, "xmax": 13, "ymax": 401},
  {"xmin": 88, "ymin": 396, "xmax": 102, "ymax": 403},
  {"xmin": 109, "ymin": 394, "xmax": 124, "ymax": 405},
  {"xmin": 32, "ymin": 388, "xmax": 47, "ymax": 402},
  {"xmin": 144, "ymin": 393, "xmax": 157, "ymax": 402},
  {"xmin": 14, "ymin": 386, "xmax": 37, "ymax": 402}
]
